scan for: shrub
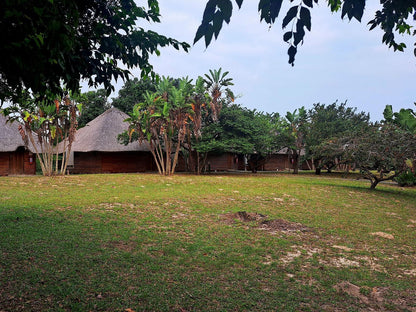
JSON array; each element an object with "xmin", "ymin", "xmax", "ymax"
[{"xmin": 395, "ymin": 171, "xmax": 416, "ymax": 187}]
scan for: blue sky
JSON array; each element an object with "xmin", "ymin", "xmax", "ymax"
[{"xmin": 109, "ymin": 1, "xmax": 415, "ymax": 122}]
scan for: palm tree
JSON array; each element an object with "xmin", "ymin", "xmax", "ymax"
[{"xmin": 204, "ymin": 68, "xmax": 234, "ymax": 121}]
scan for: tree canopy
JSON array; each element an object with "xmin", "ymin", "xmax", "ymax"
[
  {"xmin": 0, "ymin": 0, "xmax": 189, "ymax": 102},
  {"xmin": 75, "ymin": 89, "xmax": 110, "ymax": 128},
  {"xmin": 194, "ymin": 0, "xmax": 416, "ymax": 65},
  {"xmin": 306, "ymin": 102, "xmax": 370, "ymax": 174},
  {"xmin": 343, "ymin": 123, "xmax": 416, "ymax": 189},
  {"xmin": 111, "ymin": 78, "xmax": 157, "ymax": 114}
]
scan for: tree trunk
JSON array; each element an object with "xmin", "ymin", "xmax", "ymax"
[{"xmin": 292, "ymin": 152, "xmax": 299, "ymax": 174}]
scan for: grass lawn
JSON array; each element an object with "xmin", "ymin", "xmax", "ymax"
[{"xmin": 0, "ymin": 173, "xmax": 415, "ymax": 311}]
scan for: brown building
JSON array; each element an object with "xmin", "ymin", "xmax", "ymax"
[
  {"xmin": 262, "ymin": 148, "xmax": 312, "ymax": 171},
  {"xmin": 205, "ymin": 152, "xmax": 242, "ymax": 172},
  {"xmin": 0, "ymin": 114, "xmax": 37, "ymax": 176},
  {"xmin": 64, "ymin": 108, "xmax": 155, "ymax": 174}
]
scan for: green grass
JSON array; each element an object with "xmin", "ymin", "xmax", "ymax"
[{"xmin": 1, "ymin": 173, "xmax": 415, "ymax": 311}]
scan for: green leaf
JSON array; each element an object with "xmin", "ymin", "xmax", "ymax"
[
  {"xmin": 162, "ymin": 102, "xmax": 170, "ymax": 116},
  {"xmin": 204, "ymin": 26, "xmax": 215, "ymax": 48},
  {"xmin": 341, "ymin": 0, "xmax": 365, "ymax": 22},
  {"xmin": 270, "ymin": 0, "xmax": 283, "ymax": 23},
  {"xmin": 213, "ymin": 12, "xmax": 224, "ymax": 39},
  {"xmin": 288, "ymin": 46, "xmax": 297, "ymax": 66},
  {"xmin": 258, "ymin": 0, "xmax": 271, "ymax": 23},
  {"xmin": 218, "ymin": 0, "xmax": 233, "ymax": 24},
  {"xmin": 283, "ymin": 31, "xmax": 292, "ymax": 42},
  {"xmin": 299, "ymin": 7, "xmax": 311, "ymax": 31},
  {"xmin": 203, "ymin": 0, "xmax": 217, "ymax": 22},
  {"xmin": 234, "ymin": 0, "xmax": 243, "ymax": 9},
  {"xmin": 282, "ymin": 6, "xmax": 299, "ymax": 29},
  {"xmin": 303, "ymin": 0, "xmax": 313, "ymax": 8}
]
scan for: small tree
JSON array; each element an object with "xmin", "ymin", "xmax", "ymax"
[
  {"xmin": 123, "ymin": 77, "xmax": 194, "ymax": 175},
  {"xmin": 203, "ymin": 68, "xmax": 234, "ymax": 122},
  {"xmin": 3, "ymin": 92, "xmax": 81, "ymax": 176},
  {"xmin": 343, "ymin": 124, "xmax": 416, "ymax": 189},
  {"xmin": 274, "ymin": 107, "xmax": 308, "ymax": 174},
  {"xmin": 194, "ymin": 103, "xmax": 275, "ymax": 173},
  {"xmin": 306, "ymin": 102, "xmax": 370, "ymax": 174}
]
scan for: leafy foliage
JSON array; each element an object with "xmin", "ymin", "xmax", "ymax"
[
  {"xmin": 383, "ymin": 104, "xmax": 416, "ymax": 134},
  {"xmin": 273, "ymin": 107, "xmax": 308, "ymax": 173},
  {"xmin": 195, "ymin": 0, "xmax": 416, "ymax": 65},
  {"xmin": 2, "ymin": 92, "xmax": 82, "ymax": 176},
  {"xmin": 395, "ymin": 170, "xmax": 416, "ymax": 187},
  {"xmin": 0, "ymin": 0, "xmax": 189, "ymax": 102},
  {"xmin": 343, "ymin": 124, "xmax": 416, "ymax": 188},
  {"xmin": 112, "ymin": 78, "xmax": 157, "ymax": 114},
  {"xmin": 195, "ymin": 103, "xmax": 276, "ymax": 172},
  {"xmin": 203, "ymin": 68, "xmax": 234, "ymax": 121},
  {"xmin": 75, "ymin": 89, "xmax": 110, "ymax": 128},
  {"xmin": 306, "ymin": 101, "xmax": 370, "ymax": 174},
  {"xmin": 123, "ymin": 77, "xmax": 197, "ymax": 175}
]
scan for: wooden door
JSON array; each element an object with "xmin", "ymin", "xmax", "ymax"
[{"xmin": 9, "ymin": 147, "xmax": 25, "ymax": 175}]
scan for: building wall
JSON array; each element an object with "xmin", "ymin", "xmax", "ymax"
[
  {"xmin": 263, "ymin": 154, "xmax": 291, "ymax": 171},
  {"xmin": 262, "ymin": 154, "xmax": 312, "ymax": 171},
  {"xmin": 69, "ymin": 151, "xmax": 155, "ymax": 174},
  {"xmin": 0, "ymin": 149, "xmax": 36, "ymax": 176},
  {"xmin": 0, "ymin": 153, "xmax": 10, "ymax": 176},
  {"xmin": 205, "ymin": 153, "xmax": 238, "ymax": 171}
]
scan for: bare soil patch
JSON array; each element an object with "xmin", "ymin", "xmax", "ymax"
[
  {"xmin": 220, "ymin": 211, "xmax": 312, "ymax": 233},
  {"xmin": 334, "ymin": 281, "xmax": 416, "ymax": 312}
]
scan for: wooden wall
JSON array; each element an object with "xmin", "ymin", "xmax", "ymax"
[
  {"xmin": 205, "ymin": 153, "xmax": 239, "ymax": 172},
  {"xmin": 69, "ymin": 151, "xmax": 155, "ymax": 174},
  {"xmin": 0, "ymin": 149, "xmax": 36, "ymax": 176},
  {"xmin": 0, "ymin": 153, "xmax": 9, "ymax": 176},
  {"xmin": 263, "ymin": 154, "xmax": 291, "ymax": 171}
]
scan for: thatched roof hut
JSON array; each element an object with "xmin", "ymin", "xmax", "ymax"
[
  {"xmin": 0, "ymin": 113, "xmax": 37, "ymax": 175},
  {"xmin": 71, "ymin": 107, "xmax": 149, "ymax": 153},
  {"xmin": 66, "ymin": 107, "xmax": 154, "ymax": 174},
  {"xmin": 1, "ymin": 113, "xmax": 28, "ymax": 152}
]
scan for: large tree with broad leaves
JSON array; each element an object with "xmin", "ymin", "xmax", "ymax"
[
  {"xmin": 0, "ymin": 0, "xmax": 189, "ymax": 103},
  {"xmin": 194, "ymin": 0, "xmax": 415, "ymax": 65}
]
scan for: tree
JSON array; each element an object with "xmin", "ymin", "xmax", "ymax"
[
  {"xmin": 123, "ymin": 77, "xmax": 194, "ymax": 175},
  {"xmin": 112, "ymin": 78, "xmax": 157, "ymax": 114},
  {"xmin": 343, "ymin": 123, "xmax": 416, "ymax": 189},
  {"xmin": 195, "ymin": 103, "xmax": 275, "ymax": 172},
  {"xmin": 2, "ymin": 92, "xmax": 81, "ymax": 176},
  {"xmin": 0, "ymin": 0, "xmax": 189, "ymax": 102},
  {"xmin": 203, "ymin": 68, "xmax": 234, "ymax": 121},
  {"xmin": 275, "ymin": 107, "xmax": 308, "ymax": 174},
  {"xmin": 76, "ymin": 89, "xmax": 110, "ymax": 128},
  {"xmin": 194, "ymin": 1, "xmax": 416, "ymax": 66},
  {"xmin": 383, "ymin": 104, "xmax": 416, "ymax": 134},
  {"xmin": 306, "ymin": 101, "xmax": 370, "ymax": 174}
]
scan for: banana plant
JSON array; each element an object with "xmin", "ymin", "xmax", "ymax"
[
  {"xmin": 126, "ymin": 77, "xmax": 194, "ymax": 175},
  {"xmin": 204, "ymin": 68, "xmax": 234, "ymax": 122}
]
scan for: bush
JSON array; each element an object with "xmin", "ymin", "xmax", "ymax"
[{"xmin": 395, "ymin": 171, "xmax": 416, "ymax": 187}]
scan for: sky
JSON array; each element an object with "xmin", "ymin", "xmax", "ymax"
[{"xmin": 104, "ymin": 1, "xmax": 415, "ymax": 122}]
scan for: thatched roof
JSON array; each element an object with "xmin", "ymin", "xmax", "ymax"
[
  {"xmin": 70, "ymin": 107, "xmax": 149, "ymax": 152},
  {"xmin": 0, "ymin": 113, "xmax": 37, "ymax": 153},
  {"xmin": 276, "ymin": 147, "xmax": 306, "ymax": 156}
]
